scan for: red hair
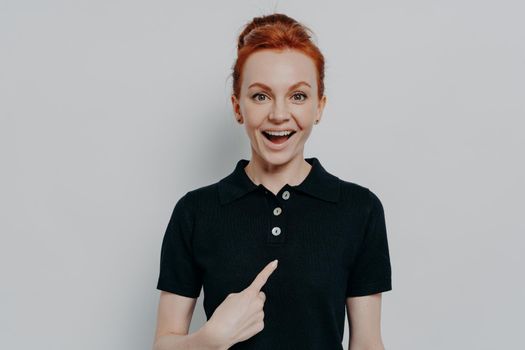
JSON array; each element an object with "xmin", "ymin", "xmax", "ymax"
[{"xmin": 231, "ymin": 13, "xmax": 325, "ymax": 100}]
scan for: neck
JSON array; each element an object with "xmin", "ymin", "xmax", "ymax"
[{"xmin": 244, "ymin": 154, "xmax": 312, "ymax": 195}]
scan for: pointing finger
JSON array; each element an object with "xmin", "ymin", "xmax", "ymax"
[{"xmin": 248, "ymin": 259, "xmax": 278, "ymax": 292}]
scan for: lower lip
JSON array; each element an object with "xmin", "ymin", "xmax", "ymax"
[{"xmin": 261, "ymin": 131, "xmax": 296, "ymax": 151}]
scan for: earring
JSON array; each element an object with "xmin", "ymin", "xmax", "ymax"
[{"xmin": 314, "ymin": 120, "xmax": 319, "ymax": 124}]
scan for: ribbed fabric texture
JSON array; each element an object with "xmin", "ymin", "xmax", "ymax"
[{"xmin": 157, "ymin": 157, "xmax": 392, "ymax": 349}]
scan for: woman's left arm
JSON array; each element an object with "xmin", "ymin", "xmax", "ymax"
[{"xmin": 346, "ymin": 293, "xmax": 385, "ymax": 350}]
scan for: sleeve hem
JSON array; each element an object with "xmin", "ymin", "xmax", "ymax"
[
  {"xmin": 346, "ymin": 278, "xmax": 392, "ymax": 297},
  {"xmin": 157, "ymin": 280, "xmax": 201, "ymax": 298}
]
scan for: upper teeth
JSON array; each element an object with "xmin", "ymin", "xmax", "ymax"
[{"xmin": 265, "ymin": 130, "xmax": 294, "ymax": 136}]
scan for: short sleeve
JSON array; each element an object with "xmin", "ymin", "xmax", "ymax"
[
  {"xmin": 156, "ymin": 193, "xmax": 203, "ymax": 298},
  {"xmin": 346, "ymin": 189, "xmax": 392, "ymax": 297}
]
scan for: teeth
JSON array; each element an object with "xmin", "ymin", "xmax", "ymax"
[{"xmin": 264, "ymin": 130, "xmax": 294, "ymax": 136}]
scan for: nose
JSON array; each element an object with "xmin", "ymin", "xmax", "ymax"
[{"xmin": 269, "ymin": 98, "xmax": 290, "ymax": 122}]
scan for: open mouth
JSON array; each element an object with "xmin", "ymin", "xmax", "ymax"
[{"xmin": 261, "ymin": 130, "xmax": 297, "ymax": 144}]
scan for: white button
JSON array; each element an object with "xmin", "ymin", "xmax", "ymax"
[
  {"xmin": 273, "ymin": 207, "xmax": 282, "ymax": 216},
  {"xmin": 271, "ymin": 226, "xmax": 281, "ymax": 236},
  {"xmin": 282, "ymin": 190, "xmax": 290, "ymax": 200}
]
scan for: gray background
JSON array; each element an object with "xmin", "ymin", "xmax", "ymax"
[{"xmin": 1, "ymin": 0, "xmax": 524, "ymax": 349}]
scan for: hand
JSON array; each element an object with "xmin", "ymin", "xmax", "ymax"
[{"xmin": 205, "ymin": 259, "xmax": 278, "ymax": 348}]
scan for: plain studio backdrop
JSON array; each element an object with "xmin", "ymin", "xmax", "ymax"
[{"xmin": 1, "ymin": 0, "xmax": 524, "ymax": 349}]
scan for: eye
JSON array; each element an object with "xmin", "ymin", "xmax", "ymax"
[
  {"xmin": 292, "ymin": 92, "xmax": 307, "ymax": 102},
  {"xmin": 252, "ymin": 93, "xmax": 269, "ymax": 102}
]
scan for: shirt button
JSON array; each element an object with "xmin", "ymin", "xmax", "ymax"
[
  {"xmin": 282, "ymin": 190, "xmax": 290, "ymax": 200},
  {"xmin": 273, "ymin": 207, "xmax": 282, "ymax": 216},
  {"xmin": 271, "ymin": 226, "xmax": 281, "ymax": 236}
]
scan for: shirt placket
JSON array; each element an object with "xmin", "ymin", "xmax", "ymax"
[{"xmin": 263, "ymin": 185, "xmax": 291, "ymax": 245}]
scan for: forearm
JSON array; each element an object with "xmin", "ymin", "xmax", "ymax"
[
  {"xmin": 348, "ymin": 346, "xmax": 385, "ymax": 350},
  {"xmin": 153, "ymin": 323, "xmax": 229, "ymax": 350},
  {"xmin": 348, "ymin": 337, "xmax": 385, "ymax": 350}
]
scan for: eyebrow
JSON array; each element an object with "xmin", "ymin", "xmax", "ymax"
[{"xmin": 247, "ymin": 81, "xmax": 311, "ymax": 91}]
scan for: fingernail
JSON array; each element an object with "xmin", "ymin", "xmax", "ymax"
[{"xmin": 272, "ymin": 259, "xmax": 278, "ymax": 268}]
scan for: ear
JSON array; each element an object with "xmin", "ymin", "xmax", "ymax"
[
  {"xmin": 316, "ymin": 95, "xmax": 327, "ymax": 123},
  {"xmin": 231, "ymin": 94, "xmax": 242, "ymax": 122}
]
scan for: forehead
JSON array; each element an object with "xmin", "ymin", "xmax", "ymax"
[{"xmin": 241, "ymin": 49, "xmax": 317, "ymax": 90}]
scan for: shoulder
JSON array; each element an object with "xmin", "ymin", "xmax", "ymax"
[
  {"xmin": 338, "ymin": 176, "xmax": 378, "ymax": 202},
  {"xmin": 175, "ymin": 162, "xmax": 242, "ymax": 213},
  {"xmin": 181, "ymin": 181, "xmax": 221, "ymax": 213},
  {"xmin": 336, "ymin": 177, "xmax": 385, "ymax": 219}
]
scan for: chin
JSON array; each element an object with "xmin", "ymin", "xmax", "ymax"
[{"xmin": 259, "ymin": 150, "xmax": 303, "ymax": 165}]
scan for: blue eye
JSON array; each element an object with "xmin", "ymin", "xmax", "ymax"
[
  {"xmin": 252, "ymin": 93, "xmax": 268, "ymax": 102},
  {"xmin": 292, "ymin": 92, "xmax": 307, "ymax": 102},
  {"xmin": 251, "ymin": 92, "xmax": 307, "ymax": 102}
]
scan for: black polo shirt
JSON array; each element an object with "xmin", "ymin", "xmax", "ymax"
[{"xmin": 157, "ymin": 157, "xmax": 392, "ymax": 349}]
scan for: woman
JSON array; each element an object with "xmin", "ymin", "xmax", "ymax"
[{"xmin": 153, "ymin": 13, "xmax": 392, "ymax": 350}]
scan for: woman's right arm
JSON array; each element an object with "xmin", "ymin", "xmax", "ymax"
[
  {"xmin": 153, "ymin": 328, "xmax": 225, "ymax": 350},
  {"xmin": 153, "ymin": 260, "xmax": 278, "ymax": 350},
  {"xmin": 152, "ymin": 291, "xmax": 228, "ymax": 350}
]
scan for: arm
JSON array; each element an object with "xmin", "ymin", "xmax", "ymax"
[
  {"xmin": 152, "ymin": 291, "xmax": 228, "ymax": 350},
  {"xmin": 346, "ymin": 293, "xmax": 385, "ymax": 350},
  {"xmin": 154, "ymin": 328, "xmax": 223, "ymax": 350}
]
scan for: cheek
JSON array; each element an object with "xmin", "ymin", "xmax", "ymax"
[
  {"xmin": 244, "ymin": 120, "xmax": 262, "ymax": 140},
  {"xmin": 244, "ymin": 115, "xmax": 261, "ymax": 130},
  {"xmin": 243, "ymin": 104, "xmax": 269, "ymax": 122},
  {"xmin": 294, "ymin": 114, "xmax": 315, "ymax": 132},
  {"xmin": 291, "ymin": 104, "xmax": 317, "ymax": 123},
  {"xmin": 299, "ymin": 126, "xmax": 314, "ymax": 140}
]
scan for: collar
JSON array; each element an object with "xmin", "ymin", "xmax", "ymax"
[{"xmin": 217, "ymin": 157, "xmax": 340, "ymax": 205}]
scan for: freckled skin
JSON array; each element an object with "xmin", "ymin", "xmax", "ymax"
[{"xmin": 230, "ymin": 48, "xmax": 327, "ymax": 192}]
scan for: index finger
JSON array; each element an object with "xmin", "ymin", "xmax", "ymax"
[{"xmin": 247, "ymin": 259, "xmax": 278, "ymax": 292}]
